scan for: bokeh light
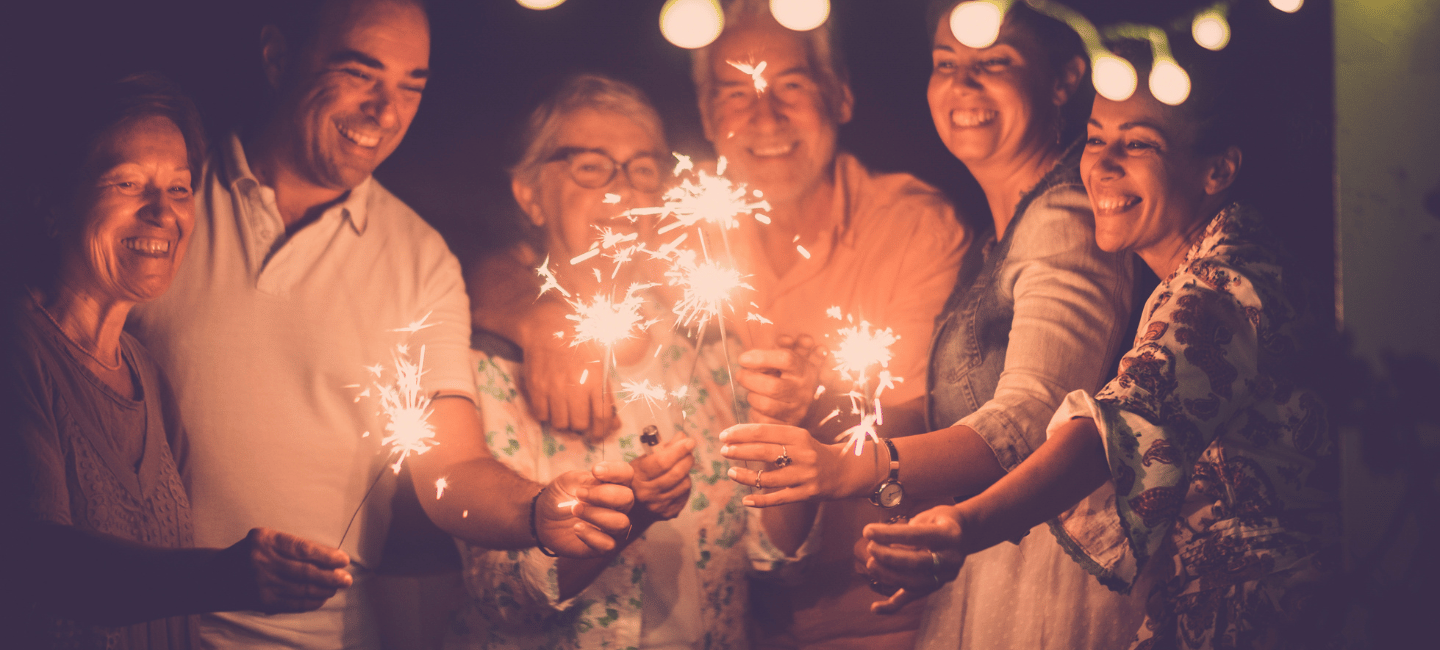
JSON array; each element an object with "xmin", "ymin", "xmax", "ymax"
[
  {"xmin": 1092, "ymin": 52, "xmax": 1138, "ymax": 102},
  {"xmin": 516, "ymin": 0, "xmax": 567, "ymax": 9},
  {"xmin": 1269, "ymin": 0, "xmax": 1303, "ymax": 13},
  {"xmin": 770, "ymin": 0, "xmax": 830, "ymax": 32},
  {"xmin": 1148, "ymin": 59, "xmax": 1191, "ymax": 106},
  {"xmin": 660, "ymin": 0, "xmax": 725, "ymax": 50},
  {"xmin": 1192, "ymin": 10, "xmax": 1231, "ymax": 51},
  {"xmin": 949, "ymin": 1, "xmax": 1006, "ymax": 50}
]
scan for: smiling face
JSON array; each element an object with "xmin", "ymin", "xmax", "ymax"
[
  {"xmin": 272, "ymin": 0, "xmax": 430, "ymax": 190},
  {"xmin": 928, "ymin": 15, "xmax": 1065, "ymax": 169},
  {"xmin": 699, "ymin": 18, "xmax": 851, "ymax": 206},
  {"xmin": 515, "ymin": 108, "xmax": 665, "ymax": 273},
  {"xmin": 1081, "ymin": 86, "xmax": 1238, "ymax": 267},
  {"xmin": 62, "ymin": 114, "xmax": 195, "ymax": 305}
]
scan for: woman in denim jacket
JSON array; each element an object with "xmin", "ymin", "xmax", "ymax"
[{"xmin": 719, "ymin": 3, "xmax": 1147, "ymax": 648}]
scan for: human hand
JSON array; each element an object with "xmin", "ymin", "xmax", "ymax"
[
  {"xmin": 629, "ymin": 433, "xmax": 696, "ymax": 525},
  {"xmin": 737, "ymin": 334, "xmax": 827, "ymax": 426},
  {"xmin": 519, "ymin": 301, "xmax": 620, "ymax": 443},
  {"xmin": 861, "ymin": 504, "xmax": 968, "ymax": 614},
  {"xmin": 719, "ymin": 423, "xmax": 865, "ymax": 507},
  {"xmin": 535, "ymin": 462, "xmax": 636, "ymax": 557},
  {"xmin": 234, "ymin": 528, "xmax": 352, "ymax": 614}
]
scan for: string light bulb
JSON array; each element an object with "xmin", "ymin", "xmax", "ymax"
[
  {"xmin": 770, "ymin": 0, "xmax": 830, "ymax": 32},
  {"xmin": 1148, "ymin": 59, "xmax": 1191, "ymax": 105},
  {"xmin": 949, "ymin": 0, "xmax": 1011, "ymax": 49},
  {"xmin": 516, "ymin": 0, "xmax": 566, "ymax": 8},
  {"xmin": 660, "ymin": 0, "xmax": 725, "ymax": 49},
  {"xmin": 1191, "ymin": 8, "xmax": 1230, "ymax": 50},
  {"xmin": 1091, "ymin": 51, "xmax": 1138, "ymax": 101},
  {"xmin": 1269, "ymin": 0, "xmax": 1303, "ymax": 13}
]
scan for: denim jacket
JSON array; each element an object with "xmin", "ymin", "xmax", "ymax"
[{"xmin": 926, "ymin": 145, "xmax": 1134, "ymax": 474}]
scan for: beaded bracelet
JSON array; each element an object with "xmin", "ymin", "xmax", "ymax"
[{"xmin": 529, "ymin": 488, "xmax": 560, "ymax": 557}]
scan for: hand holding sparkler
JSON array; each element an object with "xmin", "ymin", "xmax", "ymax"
[
  {"xmin": 737, "ymin": 334, "xmax": 828, "ymax": 426},
  {"xmin": 533, "ymin": 461, "xmax": 638, "ymax": 557},
  {"xmin": 860, "ymin": 504, "xmax": 968, "ymax": 614},
  {"xmin": 224, "ymin": 527, "xmax": 354, "ymax": 614},
  {"xmin": 627, "ymin": 432, "xmax": 697, "ymax": 525},
  {"xmin": 718, "ymin": 423, "xmax": 884, "ymax": 507}
]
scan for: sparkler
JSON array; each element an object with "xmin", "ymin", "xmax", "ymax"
[
  {"xmin": 340, "ymin": 316, "xmax": 443, "ymax": 546},
  {"xmin": 826, "ymin": 309, "xmax": 902, "ymax": 456}
]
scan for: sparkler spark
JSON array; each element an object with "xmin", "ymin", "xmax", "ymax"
[
  {"xmin": 727, "ymin": 59, "xmax": 768, "ymax": 93},
  {"xmin": 620, "ymin": 379, "xmax": 669, "ymax": 409},
  {"xmin": 369, "ymin": 343, "xmax": 440, "ymax": 473},
  {"xmin": 537, "ymin": 256, "xmax": 572, "ymax": 298},
  {"xmin": 666, "ymin": 253, "xmax": 752, "ymax": 329},
  {"xmin": 392, "ymin": 312, "xmax": 437, "ymax": 334},
  {"xmin": 435, "ymin": 477, "xmax": 449, "ymax": 500},
  {"xmin": 567, "ymin": 283, "xmax": 659, "ymax": 349},
  {"xmin": 827, "ymin": 309, "xmax": 902, "ymax": 456}
]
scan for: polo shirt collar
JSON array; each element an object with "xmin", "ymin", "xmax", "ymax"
[{"xmin": 221, "ymin": 133, "xmax": 372, "ymax": 236}]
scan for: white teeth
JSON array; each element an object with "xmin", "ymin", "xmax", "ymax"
[
  {"xmin": 1092, "ymin": 194, "xmax": 1140, "ymax": 213},
  {"xmin": 123, "ymin": 238, "xmax": 170, "ymax": 255},
  {"xmin": 750, "ymin": 143, "xmax": 796, "ymax": 157},
  {"xmin": 950, "ymin": 109, "xmax": 997, "ymax": 128},
  {"xmin": 336, "ymin": 123, "xmax": 381, "ymax": 148}
]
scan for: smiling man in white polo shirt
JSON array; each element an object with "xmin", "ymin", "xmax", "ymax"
[{"xmin": 128, "ymin": 1, "xmax": 634, "ymax": 647}]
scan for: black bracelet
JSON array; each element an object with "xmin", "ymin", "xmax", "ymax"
[{"xmin": 530, "ymin": 488, "xmax": 560, "ymax": 557}]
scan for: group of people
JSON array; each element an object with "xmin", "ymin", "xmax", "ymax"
[{"xmin": 0, "ymin": 1, "xmax": 1338, "ymax": 650}]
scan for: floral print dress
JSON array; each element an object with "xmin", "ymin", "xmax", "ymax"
[
  {"xmin": 1046, "ymin": 204, "xmax": 1339, "ymax": 649},
  {"xmin": 446, "ymin": 327, "xmax": 801, "ymax": 650}
]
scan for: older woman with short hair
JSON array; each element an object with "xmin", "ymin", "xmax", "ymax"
[
  {"xmin": 863, "ymin": 42, "xmax": 1340, "ymax": 649},
  {"xmin": 0, "ymin": 73, "xmax": 354, "ymax": 650}
]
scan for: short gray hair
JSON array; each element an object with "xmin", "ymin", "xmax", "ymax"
[
  {"xmin": 510, "ymin": 74, "xmax": 667, "ymax": 186},
  {"xmin": 689, "ymin": 0, "xmax": 850, "ymax": 121}
]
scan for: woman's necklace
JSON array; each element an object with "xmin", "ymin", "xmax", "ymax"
[{"xmin": 31, "ymin": 292, "xmax": 123, "ymax": 372}]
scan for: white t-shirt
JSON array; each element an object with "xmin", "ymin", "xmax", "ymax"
[{"xmin": 129, "ymin": 134, "xmax": 474, "ymax": 649}]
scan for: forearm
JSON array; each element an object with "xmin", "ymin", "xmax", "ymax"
[
  {"xmin": 9, "ymin": 522, "xmax": 252, "ymax": 625},
  {"xmin": 952, "ymin": 417, "xmax": 1111, "ymax": 554},
  {"xmin": 556, "ymin": 517, "xmax": 651, "ymax": 601},
  {"xmin": 759, "ymin": 501, "xmax": 818, "ymax": 557}
]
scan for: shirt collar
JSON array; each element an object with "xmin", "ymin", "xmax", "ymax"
[{"xmin": 221, "ymin": 133, "xmax": 371, "ymax": 236}]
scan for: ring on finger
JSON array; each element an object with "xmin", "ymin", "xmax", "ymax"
[
  {"xmin": 755, "ymin": 468, "xmax": 765, "ymax": 489},
  {"xmin": 774, "ymin": 444, "xmax": 792, "ymax": 468},
  {"xmin": 930, "ymin": 551, "xmax": 941, "ymax": 572}
]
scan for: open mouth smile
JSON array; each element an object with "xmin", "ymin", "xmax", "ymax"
[
  {"xmin": 1091, "ymin": 193, "xmax": 1141, "ymax": 214},
  {"xmin": 950, "ymin": 109, "xmax": 998, "ymax": 128},
  {"xmin": 122, "ymin": 237, "xmax": 172, "ymax": 257},
  {"xmin": 336, "ymin": 122, "xmax": 381, "ymax": 148},
  {"xmin": 749, "ymin": 142, "xmax": 797, "ymax": 158}
]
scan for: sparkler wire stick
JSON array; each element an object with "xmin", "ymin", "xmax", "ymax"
[{"xmin": 338, "ymin": 463, "xmax": 390, "ymax": 547}]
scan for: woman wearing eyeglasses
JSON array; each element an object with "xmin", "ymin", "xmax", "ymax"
[{"xmin": 447, "ymin": 74, "xmax": 778, "ymax": 650}]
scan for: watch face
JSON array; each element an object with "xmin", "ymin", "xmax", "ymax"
[{"xmin": 877, "ymin": 482, "xmax": 904, "ymax": 508}]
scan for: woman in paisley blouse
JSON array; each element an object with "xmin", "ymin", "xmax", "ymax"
[
  {"xmin": 447, "ymin": 74, "xmax": 794, "ymax": 650},
  {"xmin": 862, "ymin": 44, "xmax": 1339, "ymax": 649},
  {"xmin": 0, "ymin": 73, "xmax": 354, "ymax": 649}
]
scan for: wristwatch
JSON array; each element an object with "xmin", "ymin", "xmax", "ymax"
[{"xmin": 870, "ymin": 438, "xmax": 904, "ymax": 508}]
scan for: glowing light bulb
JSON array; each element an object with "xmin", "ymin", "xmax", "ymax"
[
  {"xmin": 1092, "ymin": 52, "xmax": 1138, "ymax": 102},
  {"xmin": 949, "ymin": 1, "xmax": 1005, "ymax": 49},
  {"xmin": 1192, "ymin": 10, "xmax": 1230, "ymax": 50},
  {"xmin": 1269, "ymin": 0, "xmax": 1303, "ymax": 13},
  {"xmin": 660, "ymin": 0, "xmax": 725, "ymax": 50},
  {"xmin": 516, "ymin": 0, "xmax": 566, "ymax": 9},
  {"xmin": 1148, "ymin": 59, "xmax": 1191, "ymax": 106},
  {"xmin": 770, "ymin": 0, "xmax": 829, "ymax": 32}
]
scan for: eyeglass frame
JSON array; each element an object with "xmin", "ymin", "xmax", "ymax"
[{"xmin": 544, "ymin": 146, "xmax": 665, "ymax": 193}]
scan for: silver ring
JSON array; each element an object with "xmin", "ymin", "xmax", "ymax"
[
  {"xmin": 930, "ymin": 551, "xmax": 941, "ymax": 571},
  {"xmin": 774, "ymin": 444, "xmax": 792, "ymax": 468},
  {"xmin": 755, "ymin": 468, "xmax": 765, "ymax": 489}
]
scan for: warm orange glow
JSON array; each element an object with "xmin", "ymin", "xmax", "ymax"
[
  {"xmin": 1192, "ymin": 10, "xmax": 1230, "ymax": 51},
  {"xmin": 516, "ymin": 0, "xmax": 567, "ymax": 9},
  {"xmin": 949, "ymin": 0, "xmax": 1007, "ymax": 49},
  {"xmin": 1269, "ymin": 0, "xmax": 1303, "ymax": 13},
  {"xmin": 434, "ymin": 477, "xmax": 449, "ymax": 500},
  {"xmin": 362, "ymin": 339, "xmax": 440, "ymax": 474},
  {"xmin": 770, "ymin": 0, "xmax": 829, "ymax": 32},
  {"xmin": 668, "ymin": 254, "xmax": 752, "ymax": 329},
  {"xmin": 1092, "ymin": 52, "xmax": 1138, "ymax": 101},
  {"xmin": 568, "ymin": 285, "xmax": 655, "ymax": 349},
  {"xmin": 660, "ymin": 0, "xmax": 725, "ymax": 50},
  {"xmin": 1149, "ymin": 59, "xmax": 1191, "ymax": 106}
]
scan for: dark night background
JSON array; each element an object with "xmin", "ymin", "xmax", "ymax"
[{"xmin": 1, "ymin": 0, "xmax": 1334, "ymax": 308}]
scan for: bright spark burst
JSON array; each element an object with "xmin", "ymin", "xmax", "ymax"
[
  {"xmin": 666, "ymin": 252, "xmax": 752, "ymax": 329},
  {"xmin": 568, "ymin": 283, "xmax": 659, "ymax": 349},
  {"xmin": 620, "ymin": 379, "xmax": 669, "ymax": 409},
  {"xmin": 537, "ymin": 256, "xmax": 572, "ymax": 298},
  {"xmin": 727, "ymin": 59, "xmax": 768, "ymax": 93},
  {"xmin": 359, "ymin": 342, "xmax": 440, "ymax": 474},
  {"xmin": 827, "ymin": 309, "xmax": 902, "ymax": 456},
  {"xmin": 654, "ymin": 163, "xmax": 771, "ymax": 234},
  {"xmin": 435, "ymin": 477, "xmax": 449, "ymax": 500}
]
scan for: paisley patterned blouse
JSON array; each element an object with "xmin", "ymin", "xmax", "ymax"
[
  {"xmin": 445, "ymin": 328, "xmax": 804, "ymax": 650},
  {"xmin": 1046, "ymin": 204, "xmax": 1339, "ymax": 649}
]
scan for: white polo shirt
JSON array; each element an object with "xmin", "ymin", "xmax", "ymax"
[{"xmin": 129, "ymin": 134, "xmax": 474, "ymax": 649}]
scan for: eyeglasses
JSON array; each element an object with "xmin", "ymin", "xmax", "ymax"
[{"xmin": 546, "ymin": 147, "xmax": 664, "ymax": 193}]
